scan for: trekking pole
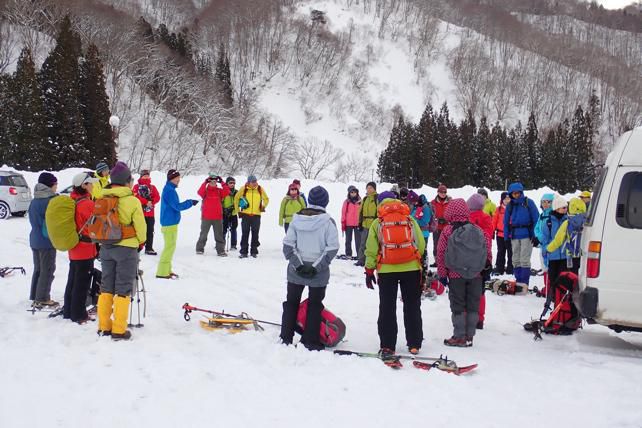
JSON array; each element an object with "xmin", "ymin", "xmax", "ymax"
[
  {"xmin": 128, "ymin": 264, "xmax": 144, "ymax": 328},
  {"xmin": 182, "ymin": 303, "xmax": 281, "ymax": 326},
  {"xmin": 139, "ymin": 268, "xmax": 147, "ymax": 318}
]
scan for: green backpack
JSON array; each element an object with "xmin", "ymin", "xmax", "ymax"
[{"xmin": 45, "ymin": 195, "xmax": 80, "ymax": 251}]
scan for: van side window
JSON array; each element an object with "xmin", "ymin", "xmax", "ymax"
[
  {"xmin": 615, "ymin": 172, "xmax": 642, "ymax": 229},
  {"xmin": 586, "ymin": 168, "xmax": 607, "ymax": 227}
]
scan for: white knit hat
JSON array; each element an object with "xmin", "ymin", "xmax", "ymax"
[{"xmin": 552, "ymin": 195, "xmax": 568, "ymax": 211}]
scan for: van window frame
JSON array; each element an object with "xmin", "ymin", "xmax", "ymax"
[
  {"xmin": 615, "ymin": 171, "xmax": 642, "ymax": 229},
  {"xmin": 585, "ymin": 167, "xmax": 607, "ymax": 227}
]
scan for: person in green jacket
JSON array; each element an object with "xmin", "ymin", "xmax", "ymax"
[
  {"xmin": 279, "ymin": 183, "xmax": 306, "ymax": 233},
  {"xmin": 222, "ymin": 177, "xmax": 238, "ymax": 250},
  {"xmin": 364, "ymin": 191, "xmax": 426, "ymax": 356},
  {"xmin": 356, "ymin": 181, "xmax": 378, "ymax": 266},
  {"xmin": 92, "ymin": 161, "xmax": 110, "ymax": 199},
  {"xmin": 478, "ymin": 188, "xmax": 496, "ymax": 217}
]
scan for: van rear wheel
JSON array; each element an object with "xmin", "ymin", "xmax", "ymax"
[{"xmin": 0, "ymin": 202, "xmax": 9, "ymax": 220}]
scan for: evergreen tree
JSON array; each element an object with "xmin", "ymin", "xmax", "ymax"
[
  {"xmin": 485, "ymin": 121, "xmax": 502, "ymax": 189},
  {"xmin": 80, "ymin": 43, "xmax": 116, "ymax": 167},
  {"xmin": 176, "ymin": 28, "xmax": 192, "ymax": 60},
  {"xmin": 458, "ymin": 110, "xmax": 476, "ymax": 186},
  {"xmin": 377, "ymin": 118, "xmax": 403, "ymax": 182},
  {"xmin": 137, "ymin": 17, "xmax": 155, "ymax": 43},
  {"xmin": 215, "ymin": 44, "xmax": 233, "ymax": 107},
  {"xmin": 474, "ymin": 117, "xmax": 493, "ymax": 188},
  {"xmin": 509, "ymin": 121, "xmax": 526, "ymax": 185},
  {"xmin": 434, "ymin": 102, "xmax": 451, "ymax": 185},
  {"xmin": 540, "ymin": 127, "xmax": 560, "ymax": 189},
  {"xmin": 0, "ymin": 74, "xmax": 12, "ymax": 167},
  {"xmin": 39, "ymin": 15, "xmax": 88, "ymax": 169},
  {"xmin": 10, "ymin": 48, "xmax": 49, "ymax": 170},
  {"xmin": 570, "ymin": 105, "xmax": 595, "ymax": 191},
  {"xmin": 417, "ymin": 103, "xmax": 435, "ymax": 185},
  {"xmin": 522, "ymin": 113, "xmax": 541, "ymax": 188}
]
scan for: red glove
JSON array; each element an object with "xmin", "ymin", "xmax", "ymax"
[{"xmin": 365, "ymin": 268, "xmax": 377, "ymax": 290}]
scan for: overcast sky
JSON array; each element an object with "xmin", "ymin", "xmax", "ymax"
[{"xmin": 595, "ymin": 0, "xmax": 638, "ymax": 8}]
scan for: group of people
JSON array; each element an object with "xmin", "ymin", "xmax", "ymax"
[{"xmin": 26, "ymin": 160, "xmax": 591, "ymax": 351}]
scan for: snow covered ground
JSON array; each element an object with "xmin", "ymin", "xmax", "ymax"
[{"xmin": 1, "ymin": 169, "xmax": 642, "ymax": 428}]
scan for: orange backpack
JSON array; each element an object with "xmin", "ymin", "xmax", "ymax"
[
  {"xmin": 87, "ymin": 196, "xmax": 137, "ymax": 244},
  {"xmin": 376, "ymin": 201, "xmax": 421, "ymax": 268}
]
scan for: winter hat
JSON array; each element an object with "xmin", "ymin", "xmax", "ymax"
[
  {"xmin": 377, "ymin": 191, "xmax": 397, "ymax": 203},
  {"xmin": 552, "ymin": 195, "xmax": 568, "ymax": 212},
  {"xmin": 541, "ymin": 193, "xmax": 554, "ymax": 203},
  {"xmin": 292, "ymin": 179, "xmax": 302, "ymax": 189},
  {"xmin": 366, "ymin": 181, "xmax": 377, "ymax": 191},
  {"xmin": 407, "ymin": 190, "xmax": 419, "ymax": 205},
  {"xmin": 167, "ymin": 169, "xmax": 180, "ymax": 181},
  {"xmin": 569, "ymin": 198, "xmax": 587, "ymax": 215},
  {"xmin": 390, "ymin": 184, "xmax": 400, "ymax": 194},
  {"xmin": 500, "ymin": 191, "xmax": 509, "ymax": 203},
  {"xmin": 477, "ymin": 188, "xmax": 489, "ymax": 198},
  {"xmin": 347, "ymin": 185, "xmax": 358, "ymax": 193},
  {"xmin": 247, "ymin": 175, "xmax": 257, "ymax": 183},
  {"xmin": 399, "ymin": 187, "xmax": 409, "ymax": 199},
  {"xmin": 445, "ymin": 198, "xmax": 470, "ymax": 223},
  {"xmin": 96, "ymin": 162, "xmax": 109, "ymax": 175},
  {"xmin": 110, "ymin": 161, "xmax": 132, "ymax": 186},
  {"xmin": 226, "ymin": 176, "xmax": 236, "ymax": 184},
  {"xmin": 139, "ymin": 169, "xmax": 151, "ymax": 177},
  {"xmin": 72, "ymin": 172, "xmax": 99, "ymax": 187},
  {"xmin": 37, "ymin": 172, "xmax": 57, "ymax": 188},
  {"xmin": 308, "ymin": 186, "xmax": 329, "ymax": 208},
  {"xmin": 287, "ymin": 183, "xmax": 299, "ymax": 194},
  {"xmin": 579, "ymin": 191, "xmax": 591, "ymax": 199},
  {"xmin": 437, "ymin": 184, "xmax": 447, "ymax": 193},
  {"xmin": 466, "ymin": 193, "xmax": 486, "ymax": 212}
]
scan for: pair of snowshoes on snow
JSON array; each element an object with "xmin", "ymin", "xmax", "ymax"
[{"xmin": 485, "ymin": 279, "xmax": 529, "ymax": 296}]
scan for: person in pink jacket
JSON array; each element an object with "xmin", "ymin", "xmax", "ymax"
[{"xmin": 340, "ymin": 185, "xmax": 361, "ymax": 259}]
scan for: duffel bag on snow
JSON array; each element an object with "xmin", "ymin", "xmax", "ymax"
[
  {"xmin": 45, "ymin": 195, "xmax": 79, "ymax": 251},
  {"xmin": 295, "ymin": 299, "xmax": 346, "ymax": 347}
]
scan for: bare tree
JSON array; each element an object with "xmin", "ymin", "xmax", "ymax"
[
  {"xmin": 335, "ymin": 152, "xmax": 372, "ymax": 182},
  {"xmin": 295, "ymin": 137, "xmax": 344, "ymax": 179}
]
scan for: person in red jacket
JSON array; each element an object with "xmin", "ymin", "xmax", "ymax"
[
  {"xmin": 467, "ymin": 193, "xmax": 493, "ymax": 330},
  {"xmin": 63, "ymin": 172, "xmax": 99, "ymax": 324},
  {"xmin": 133, "ymin": 170, "xmax": 160, "ymax": 255},
  {"xmin": 492, "ymin": 192, "xmax": 513, "ymax": 275},
  {"xmin": 196, "ymin": 174, "xmax": 231, "ymax": 256},
  {"xmin": 429, "ymin": 184, "xmax": 451, "ymax": 266}
]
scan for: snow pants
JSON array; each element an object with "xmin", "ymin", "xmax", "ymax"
[
  {"xmin": 240, "ymin": 215, "xmax": 261, "ymax": 256},
  {"xmin": 377, "ymin": 270, "xmax": 423, "ymax": 350},
  {"xmin": 223, "ymin": 215, "xmax": 238, "ymax": 248},
  {"xmin": 100, "ymin": 245, "xmax": 138, "ymax": 296},
  {"xmin": 63, "ymin": 258, "xmax": 94, "ymax": 322},
  {"xmin": 495, "ymin": 236, "xmax": 513, "ymax": 274},
  {"xmin": 448, "ymin": 277, "xmax": 482, "ymax": 338},
  {"xmin": 156, "ymin": 225, "xmax": 178, "ymax": 277},
  {"xmin": 145, "ymin": 217, "xmax": 155, "ymax": 252},
  {"xmin": 511, "ymin": 238, "xmax": 533, "ymax": 268},
  {"xmin": 30, "ymin": 248, "xmax": 56, "ymax": 302},
  {"xmin": 280, "ymin": 282, "xmax": 326, "ymax": 350},
  {"xmin": 196, "ymin": 219, "xmax": 225, "ymax": 254},
  {"xmin": 344, "ymin": 226, "xmax": 361, "ymax": 258},
  {"xmin": 357, "ymin": 228, "xmax": 369, "ymax": 264}
]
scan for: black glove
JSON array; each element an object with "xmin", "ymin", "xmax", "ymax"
[
  {"xmin": 296, "ymin": 264, "xmax": 318, "ymax": 279},
  {"xmin": 214, "ymin": 176, "xmax": 223, "ymax": 183},
  {"xmin": 531, "ymin": 236, "xmax": 540, "ymax": 248},
  {"xmin": 365, "ymin": 268, "xmax": 377, "ymax": 289},
  {"xmin": 191, "ymin": 199, "xmax": 199, "ymax": 206}
]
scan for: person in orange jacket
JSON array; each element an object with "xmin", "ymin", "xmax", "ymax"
[
  {"xmin": 467, "ymin": 193, "xmax": 493, "ymax": 330},
  {"xmin": 491, "ymin": 192, "xmax": 513, "ymax": 275}
]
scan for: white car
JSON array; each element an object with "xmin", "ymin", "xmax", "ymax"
[
  {"xmin": 0, "ymin": 171, "xmax": 32, "ymax": 219},
  {"xmin": 577, "ymin": 127, "xmax": 642, "ymax": 332}
]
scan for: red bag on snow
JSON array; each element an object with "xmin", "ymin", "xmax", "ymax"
[
  {"xmin": 545, "ymin": 271, "xmax": 581, "ymax": 334},
  {"xmin": 295, "ymin": 299, "xmax": 346, "ymax": 347}
]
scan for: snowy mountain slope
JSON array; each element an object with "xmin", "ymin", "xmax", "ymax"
[{"xmin": 1, "ymin": 169, "xmax": 642, "ymax": 428}]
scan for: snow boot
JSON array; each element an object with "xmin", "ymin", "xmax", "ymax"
[
  {"xmin": 111, "ymin": 295, "xmax": 131, "ymax": 341},
  {"xmin": 97, "ymin": 292, "xmax": 113, "ymax": 334},
  {"xmin": 506, "ymin": 265, "xmax": 514, "ymax": 275},
  {"xmin": 408, "ymin": 347, "xmax": 420, "ymax": 355},
  {"xmin": 443, "ymin": 336, "xmax": 470, "ymax": 347}
]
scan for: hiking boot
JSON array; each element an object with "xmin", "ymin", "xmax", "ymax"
[
  {"xmin": 145, "ymin": 249, "xmax": 157, "ymax": 255},
  {"xmin": 466, "ymin": 337, "xmax": 474, "ymax": 347},
  {"xmin": 97, "ymin": 330, "xmax": 111, "ymax": 337},
  {"xmin": 408, "ymin": 347, "xmax": 420, "ymax": 355},
  {"xmin": 111, "ymin": 330, "xmax": 132, "ymax": 341},
  {"xmin": 378, "ymin": 347, "xmax": 396, "ymax": 359},
  {"xmin": 196, "ymin": 250, "xmax": 204, "ymax": 255},
  {"xmin": 492, "ymin": 268, "xmax": 504, "ymax": 276},
  {"xmin": 476, "ymin": 321, "xmax": 484, "ymax": 330},
  {"xmin": 506, "ymin": 266, "xmax": 514, "ymax": 275},
  {"xmin": 250, "ymin": 254, "xmax": 258, "ymax": 258},
  {"xmin": 239, "ymin": 254, "xmax": 248, "ymax": 259},
  {"xmin": 353, "ymin": 261, "xmax": 364, "ymax": 267},
  {"xmin": 156, "ymin": 273, "xmax": 179, "ymax": 280},
  {"xmin": 230, "ymin": 246, "xmax": 237, "ymax": 251},
  {"xmin": 34, "ymin": 300, "xmax": 59, "ymax": 308},
  {"xmin": 443, "ymin": 336, "xmax": 471, "ymax": 347},
  {"xmin": 217, "ymin": 252, "xmax": 228, "ymax": 257}
]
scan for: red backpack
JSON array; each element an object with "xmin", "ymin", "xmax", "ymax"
[
  {"xmin": 544, "ymin": 272, "xmax": 581, "ymax": 334},
  {"xmin": 296, "ymin": 299, "xmax": 346, "ymax": 347},
  {"xmin": 376, "ymin": 201, "xmax": 421, "ymax": 269}
]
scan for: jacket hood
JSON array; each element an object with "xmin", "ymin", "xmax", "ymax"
[
  {"xmin": 70, "ymin": 190, "xmax": 91, "ymax": 201},
  {"xmin": 508, "ymin": 182, "xmax": 524, "ymax": 195},
  {"xmin": 292, "ymin": 211, "xmax": 332, "ymax": 231},
  {"xmin": 102, "ymin": 186, "xmax": 134, "ymax": 198},
  {"xmin": 138, "ymin": 177, "xmax": 151, "ymax": 186},
  {"xmin": 569, "ymin": 197, "xmax": 587, "ymax": 215},
  {"xmin": 445, "ymin": 198, "xmax": 469, "ymax": 223},
  {"xmin": 33, "ymin": 183, "xmax": 56, "ymax": 199}
]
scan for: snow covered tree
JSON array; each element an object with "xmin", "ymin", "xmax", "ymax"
[
  {"xmin": 79, "ymin": 43, "xmax": 116, "ymax": 167},
  {"xmin": 215, "ymin": 44, "xmax": 233, "ymax": 108},
  {"xmin": 39, "ymin": 15, "xmax": 88, "ymax": 169},
  {"xmin": 0, "ymin": 73, "xmax": 11, "ymax": 166},
  {"xmin": 474, "ymin": 117, "xmax": 493, "ymax": 188},
  {"xmin": 9, "ymin": 47, "xmax": 48, "ymax": 171},
  {"xmin": 433, "ymin": 102, "xmax": 452, "ymax": 185},
  {"xmin": 522, "ymin": 113, "xmax": 541, "ymax": 189},
  {"xmin": 417, "ymin": 103, "xmax": 435, "ymax": 186},
  {"xmin": 458, "ymin": 109, "xmax": 476, "ymax": 186}
]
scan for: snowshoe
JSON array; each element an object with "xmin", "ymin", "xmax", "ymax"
[
  {"xmin": 530, "ymin": 268, "xmax": 543, "ymax": 276},
  {"xmin": 378, "ymin": 348, "xmax": 402, "ymax": 369},
  {"xmin": 199, "ymin": 316, "xmax": 262, "ymax": 333}
]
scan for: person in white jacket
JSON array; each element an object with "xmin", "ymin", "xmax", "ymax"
[{"xmin": 280, "ymin": 186, "xmax": 339, "ymax": 351}]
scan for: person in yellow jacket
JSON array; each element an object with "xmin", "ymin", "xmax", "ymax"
[
  {"xmin": 234, "ymin": 175, "xmax": 269, "ymax": 258},
  {"xmin": 91, "ymin": 161, "xmax": 110, "ymax": 199},
  {"xmin": 356, "ymin": 181, "xmax": 378, "ymax": 266},
  {"xmin": 96, "ymin": 161, "xmax": 147, "ymax": 341}
]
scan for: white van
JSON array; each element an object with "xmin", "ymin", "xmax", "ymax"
[{"xmin": 577, "ymin": 127, "xmax": 642, "ymax": 332}]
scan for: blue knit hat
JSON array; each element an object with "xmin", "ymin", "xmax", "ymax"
[
  {"xmin": 96, "ymin": 161, "xmax": 109, "ymax": 174},
  {"xmin": 247, "ymin": 175, "xmax": 257, "ymax": 183},
  {"xmin": 308, "ymin": 186, "xmax": 329, "ymax": 208}
]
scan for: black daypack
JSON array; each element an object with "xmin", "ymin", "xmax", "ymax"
[{"xmin": 445, "ymin": 222, "xmax": 487, "ymax": 279}]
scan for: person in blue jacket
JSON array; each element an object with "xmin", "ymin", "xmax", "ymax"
[
  {"xmin": 28, "ymin": 172, "xmax": 59, "ymax": 307},
  {"xmin": 503, "ymin": 182, "xmax": 540, "ymax": 286},
  {"xmin": 409, "ymin": 191, "xmax": 432, "ymax": 266},
  {"xmin": 540, "ymin": 195, "xmax": 568, "ymax": 294},
  {"xmin": 156, "ymin": 169, "xmax": 198, "ymax": 279}
]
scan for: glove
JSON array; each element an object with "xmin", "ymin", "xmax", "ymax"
[
  {"xmin": 531, "ymin": 236, "xmax": 540, "ymax": 248},
  {"xmin": 191, "ymin": 199, "xmax": 199, "ymax": 206},
  {"xmin": 439, "ymin": 277, "xmax": 449, "ymax": 288},
  {"xmin": 137, "ymin": 243, "xmax": 145, "ymax": 253},
  {"xmin": 296, "ymin": 264, "xmax": 318, "ymax": 279},
  {"xmin": 365, "ymin": 268, "xmax": 377, "ymax": 289}
]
